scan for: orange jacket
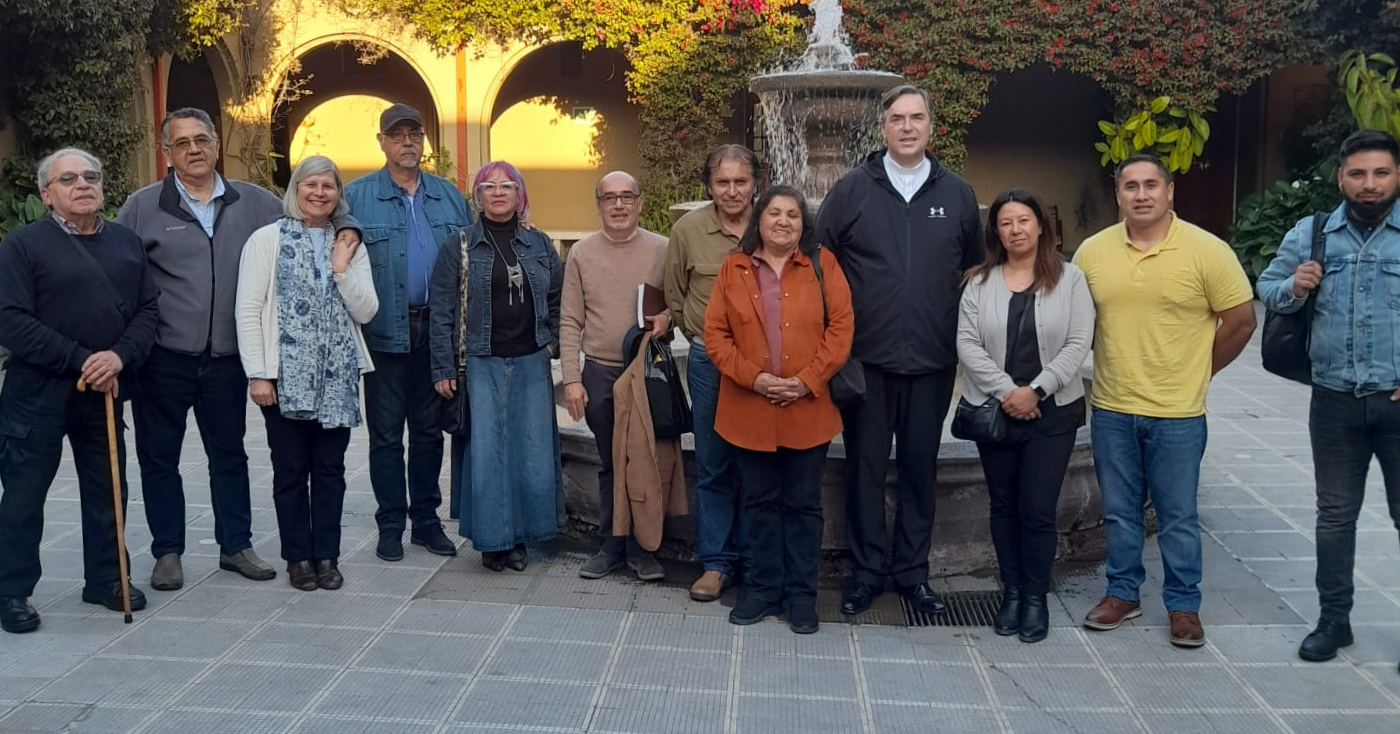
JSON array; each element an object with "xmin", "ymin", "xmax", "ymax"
[{"xmin": 704, "ymin": 247, "xmax": 853, "ymax": 452}]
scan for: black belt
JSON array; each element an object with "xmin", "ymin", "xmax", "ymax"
[{"xmin": 408, "ymin": 306, "xmax": 429, "ymax": 318}]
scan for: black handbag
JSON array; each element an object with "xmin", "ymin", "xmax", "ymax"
[
  {"xmin": 950, "ymin": 291, "xmax": 1033, "ymax": 443},
  {"xmin": 809, "ymin": 245, "xmax": 867, "ymax": 409},
  {"xmin": 1261, "ymin": 212, "xmax": 1328, "ymax": 385},
  {"xmin": 438, "ymin": 231, "xmax": 471, "ymax": 435},
  {"xmin": 624, "ymin": 327, "xmax": 692, "ymax": 440}
]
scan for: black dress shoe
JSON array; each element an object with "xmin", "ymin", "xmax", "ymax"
[
  {"xmin": 505, "ymin": 544, "xmax": 528, "ymax": 572},
  {"xmin": 729, "ymin": 598, "xmax": 782, "ymax": 626},
  {"xmin": 994, "ymin": 586, "xmax": 1022, "ymax": 636},
  {"xmin": 1298, "ymin": 619, "xmax": 1353, "ymax": 662},
  {"xmin": 376, "ymin": 532, "xmax": 404, "ymax": 562},
  {"xmin": 81, "ymin": 581, "xmax": 148, "ymax": 612},
  {"xmin": 788, "ymin": 603, "xmax": 819, "ymax": 635},
  {"xmin": 481, "ymin": 550, "xmax": 507, "ymax": 572},
  {"xmin": 902, "ymin": 583, "xmax": 947, "ymax": 615},
  {"xmin": 287, "ymin": 561, "xmax": 318, "ymax": 591},
  {"xmin": 841, "ymin": 582, "xmax": 880, "ymax": 616},
  {"xmin": 314, "ymin": 560, "xmax": 343, "ymax": 590},
  {"xmin": 0, "ymin": 597, "xmax": 40, "ymax": 634},
  {"xmin": 1019, "ymin": 594, "xmax": 1049, "ymax": 644},
  {"xmin": 411, "ymin": 525, "xmax": 458, "ymax": 556}
]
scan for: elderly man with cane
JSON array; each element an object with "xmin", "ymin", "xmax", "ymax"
[{"xmin": 0, "ymin": 148, "xmax": 159, "ymax": 633}]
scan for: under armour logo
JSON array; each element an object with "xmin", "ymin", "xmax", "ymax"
[{"xmin": 929, "ymin": 207, "xmax": 947, "ymax": 218}]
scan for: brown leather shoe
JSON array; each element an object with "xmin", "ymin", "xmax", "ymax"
[
  {"xmin": 1083, "ymin": 596, "xmax": 1142, "ymax": 631},
  {"xmin": 287, "ymin": 561, "xmax": 317, "ymax": 591},
  {"xmin": 1169, "ymin": 611, "xmax": 1206, "ymax": 648},
  {"xmin": 689, "ymin": 570, "xmax": 731, "ymax": 602}
]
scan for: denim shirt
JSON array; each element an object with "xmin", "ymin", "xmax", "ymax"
[
  {"xmin": 1257, "ymin": 203, "xmax": 1400, "ymax": 395},
  {"xmin": 428, "ymin": 220, "xmax": 563, "ymax": 382},
  {"xmin": 343, "ymin": 167, "xmax": 475, "ymax": 353}
]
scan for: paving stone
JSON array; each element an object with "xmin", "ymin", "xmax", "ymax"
[
  {"xmin": 0, "ymin": 703, "xmax": 155, "ymax": 734},
  {"xmin": 1004, "ymin": 710, "xmax": 1140, "ymax": 734},
  {"xmin": 312, "ymin": 669, "xmax": 468, "ymax": 720},
  {"xmin": 742, "ymin": 620, "xmax": 853, "ymax": 658},
  {"xmin": 138, "ymin": 710, "xmax": 295, "ymax": 734},
  {"xmin": 611, "ymin": 646, "xmax": 729, "ymax": 692},
  {"xmin": 1138, "ymin": 711, "xmax": 1287, "ymax": 734},
  {"xmin": 481, "ymin": 639, "xmax": 610, "ymax": 683},
  {"xmin": 1206, "ymin": 625, "xmax": 1312, "ymax": 664},
  {"xmin": 735, "ymin": 696, "xmax": 864, "ymax": 734},
  {"xmin": 974, "ymin": 630, "xmax": 1094, "ymax": 665},
  {"xmin": 868, "ymin": 704, "xmax": 999, "ymax": 733},
  {"xmin": 1237, "ymin": 666, "xmax": 1400, "ymax": 711},
  {"xmin": 508, "ymin": 606, "xmax": 623, "ymax": 644},
  {"xmin": 173, "ymin": 662, "xmax": 337, "ymax": 713},
  {"xmin": 151, "ymin": 585, "xmax": 301, "ymax": 622},
  {"xmin": 855, "ymin": 626, "xmax": 970, "ymax": 663},
  {"xmin": 453, "ymin": 679, "xmax": 592, "ymax": 729},
  {"xmin": 1085, "ymin": 626, "xmax": 1215, "ymax": 665},
  {"xmin": 101, "ymin": 618, "xmax": 256, "ymax": 660},
  {"xmin": 1338, "ymin": 626, "xmax": 1400, "ymax": 665},
  {"xmin": 1282, "ymin": 713, "xmax": 1400, "ymax": 734},
  {"xmin": 1214, "ymin": 532, "xmax": 1316, "ymax": 561},
  {"xmin": 35, "ymin": 657, "xmax": 209, "ymax": 707},
  {"xmin": 863, "ymin": 660, "xmax": 989, "ymax": 708},
  {"xmin": 623, "ymin": 611, "xmax": 733, "ymax": 649},
  {"xmin": 389, "ymin": 599, "xmax": 515, "ymax": 637},
  {"xmin": 226, "ymin": 623, "xmax": 377, "ymax": 667},
  {"xmin": 1113, "ymin": 664, "xmax": 1260, "ymax": 711},
  {"xmin": 353, "ymin": 630, "xmax": 492, "ymax": 675},
  {"xmin": 591, "ymin": 686, "xmax": 725, "ymax": 734},
  {"xmin": 739, "ymin": 653, "xmax": 857, "ymax": 698},
  {"xmin": 278, "ymin": 592, "xmax": 406, "ymax": 629},
  {"xmin": 986, "ymin": 665, "xmax": 1124, "ymax": 711},
  {"xmin": 289, "ymin": 717, "xmax": 438, "ymax": 734}
]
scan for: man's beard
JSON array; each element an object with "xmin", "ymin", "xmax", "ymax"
[{"xmin": 1347, "ymin": 192, "xmax": 1398, "ymax": 224}]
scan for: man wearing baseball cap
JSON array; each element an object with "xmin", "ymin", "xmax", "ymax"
[{"xmin": 344, "ymin": 103, "xmax": 475, "ymax": 562}]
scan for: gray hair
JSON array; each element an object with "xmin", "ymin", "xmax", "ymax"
[
  {"xmin": 283, "ymin": 155, "xmax": 350, "ymax": 222},
  {"xmin": 36, "ymin": 147, "xmax": 103, "ymax": 190},
  {"xmin": 161, "ymin": 107, "xmax": 218, "ymax": 146},
  {"xmin": 880, "ymin": 84, "xmax": 933, "ymax": 118}
]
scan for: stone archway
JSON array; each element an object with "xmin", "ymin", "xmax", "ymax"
[
  {"xmin": 271, "ymin": 41, "xmax": 438, "ymax": 188},
  {"xmin": 165, "ymin": 51, "xmax": 226, "ymax": 174},
  {"xmin": 485, "ymin": 41, "xmax": 639, "ymax": 234}
]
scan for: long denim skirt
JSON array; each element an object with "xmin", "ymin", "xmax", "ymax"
[{"xmin": 453, "ymin": 348, "xmax": 564, "ymax": 552}]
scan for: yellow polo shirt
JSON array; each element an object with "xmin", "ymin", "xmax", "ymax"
[{"xmin": 1072, "ymin": 215, "xmax": 1253, "ymax": 418}]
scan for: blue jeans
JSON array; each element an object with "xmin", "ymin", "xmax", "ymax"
[
  {"xmin": 1092, "ymin": 408, "xmax": 1207, "ymax": 613},
  {"xmin": 134, "ymin": 345, "xmax": 252, "ymax": 557},
  {"xmin": 687, "ymin": 341, "xmax": 742, "ymax": 575}
]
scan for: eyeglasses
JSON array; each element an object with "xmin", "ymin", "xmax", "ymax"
[
  {"xmin": 167, "ymin": 135, "xmax": 216, "ymax": 152},
  {"xmin": 48, "ymin": 170, "xmax": 103, "ymax": 187},
  {"xmin": 477, "ymin": 182, "xmax": 519, "ymax": 194},
  {"xmin": 598, "ymin": 193, "xmax": 639, "ymax": 205},
  {"xmin": 384, "ymin": 129, "xmax": 426, "ymax": 143}
]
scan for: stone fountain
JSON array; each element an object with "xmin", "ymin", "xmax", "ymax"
[{"xmin": 557, "ymin": 0, "xmax": 1103, "ymax": 581}]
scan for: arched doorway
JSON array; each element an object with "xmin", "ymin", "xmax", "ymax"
[
  {"xmin": 166, "ymin": 51, "xmax": 225, "ymax": 174},
  {"xmin": 488, "ymin": 42, "xmax": 639, "ymax": 233},
  {"xmin": 272, "ymin": 42, "xmax": 438, "ymax": 188}
]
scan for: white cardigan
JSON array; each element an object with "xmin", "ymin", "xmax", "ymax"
[
  {"xmin": 235, "ymin": 221, "xmax": 378, "ymax": 380},
  {"xmin": 956, "ymin": 263, "xmax": 1094, "ymax": 406}
]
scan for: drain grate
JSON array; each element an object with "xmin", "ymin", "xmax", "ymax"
[{"xmin": 903, "ymin": 591, "xmax": 1004, "ymax": 627}]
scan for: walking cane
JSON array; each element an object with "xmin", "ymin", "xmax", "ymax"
[{"xmin": 76, "ymin": 378, "xmax": 134, "ymax": 624}]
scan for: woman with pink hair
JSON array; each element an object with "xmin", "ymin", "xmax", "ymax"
[{"xmin": 428, "ymin": 161, "xmax": 564, "ymax": 572}]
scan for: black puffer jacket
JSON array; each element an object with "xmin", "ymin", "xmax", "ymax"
[{"xmin": 814, "ymin": 150, "xmax": 983, "ymax": 374}]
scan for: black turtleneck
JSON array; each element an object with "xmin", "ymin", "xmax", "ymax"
[{"xmin": 481, "ymin": 215, "xmax": 538, "ymax": 357}]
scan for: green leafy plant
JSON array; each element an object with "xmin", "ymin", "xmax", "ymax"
[
  {"xmin": 0, "ymin": 193, "xmax": 47, "ymax": 240},
  {"xmin": 1095, "ymin": 97, "xmax": 1215, "ymax": 174},
  {"xmin": 1229, "ymin": 164, "xmax": 1341, "ymax": 282},
  {"xmin": 1340, "ymin": 49, "xmax": 1400, "ymax": 139}
]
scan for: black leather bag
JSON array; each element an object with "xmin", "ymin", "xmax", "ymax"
[
  {"xmin": 624, "ymin": 328, "xmax": 692, "ymax": 440},
  {"xmin": 1261, "ymin": 212, "xmax": 1328, "ymax": 385},
  {"xmin": 439, "ymin": 231, "xmax": 471, "ymax": 436},
  {"xmin": 951, "ymin": 397, "xmax": 1008, "ymax": 442},
  {"xmin": 809, "ymin": 246, "xmax": 867, "ymax": 409}
]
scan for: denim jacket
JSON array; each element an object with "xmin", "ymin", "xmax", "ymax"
[
  {"xmin": 343, "ymin": 167, "xmax": 475, "ymax": 353},
  {"xmin": 1257, "ymin": 203, "xmax": 1400, "ymax": 395},
  {"xmin": 428, "ymin": 220, "xmax": 563, "ymax": 382}
]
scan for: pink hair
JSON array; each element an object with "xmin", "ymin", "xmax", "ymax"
[{"xmin": 471, "ymin": 161, "xmax": 530, "ymax": 221}]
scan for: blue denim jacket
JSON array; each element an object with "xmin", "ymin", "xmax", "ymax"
[
  {"xmin": 1257, "ymin": 203, "xmax": 1400, "ymax": 395},
  {"xmin": 343, "ymin": 167, "xmax": 475, "ymax": 353},
  {"xmin": 428, "ymin": 220, "xmax": 563, "ymax": 382}
]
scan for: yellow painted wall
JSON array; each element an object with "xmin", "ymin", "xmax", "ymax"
[
  {"xmin": 491, "ymin": 100, "xmax": 617, "ymax": 233},
  {"xmin": 290, "ymin": 94, "xmax": 440, "ymax": 185},
  {"xmin": 963, "ymin": 64, "xmax": 1118, "ymax": 253}
]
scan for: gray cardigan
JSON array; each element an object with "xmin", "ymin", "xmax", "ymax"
[{"xmin": 956, "ymin": 263, "xmax": 1094, "ymax": 406}]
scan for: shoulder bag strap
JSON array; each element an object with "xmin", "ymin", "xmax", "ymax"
[
  {"xmin": 1303, "ymin": 211, "xmax": 1328, "ymax": 323},
  {"xmin": 456, "ymin": 230, "xmax": 469, "ymax": 372},
  {"xmin": 50, "ymin": 219, "xmax": 129, "ymax": 317},
  {"xmin": 809, "ymin": 246, "xmax": 830, "ymax": 329}
]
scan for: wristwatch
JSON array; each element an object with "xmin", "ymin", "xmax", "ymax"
[{"xmin": 1031, "ymin": 383, "xmax": 1048, "ymax": 401}]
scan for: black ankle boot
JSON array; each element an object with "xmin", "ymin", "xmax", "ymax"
[
  {"xmin": 1019, "ymin": 594, "xmax": 1049, "ymax": 643},
  {"xmin": 994, "ymin": 586, "xmax": 1022, "ymax": 636}
]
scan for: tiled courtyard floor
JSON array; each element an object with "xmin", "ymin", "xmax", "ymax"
[{"xmin": 2, "ymin": 310, "xmax": 1399, "ymax": 733}]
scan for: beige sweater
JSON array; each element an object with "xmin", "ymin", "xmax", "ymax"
[{"xmin": 560, "ymin": 228, "xmax": 667, "ymax": 385}]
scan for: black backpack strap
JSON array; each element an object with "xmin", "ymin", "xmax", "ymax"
[
  {"xmin": 1309, "ymin": 211, "xmax": 1328, "ymax": 265},
  {"xmin": 48, "ymin": 218, "xmax": 129, "ymax": 318},
  {"xmin": 808, "ymin": 246, "xmax": 830, "ymax": 329}
]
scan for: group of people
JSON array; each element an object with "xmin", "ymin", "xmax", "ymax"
[{"xmin": 0, "ymin": 89, "xmax": 1396, "ymax": 671}]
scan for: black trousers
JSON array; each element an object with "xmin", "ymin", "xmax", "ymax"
[
  {"xmin": 736, "ymin": 444, "xmax": 828, "ymax": 606},
  {"xmin": 977, "ymin": 430, "xmax": 1076, "ymax": 595},
  {"xmin": 134, "ymin": 345, "xmax": 253, "ymax": 558},
  {"xmin": 1309, "ymin": 386, "xmax": 1400, "ymax": 622},
  {"xmin": 582, "ymin": 360, "xmax": 643, "ymax": 556},
  {"xmin": 0, "ymin": 373, "xmax": 128, "ymax": 597},
  {"xmin": 261, "ymin": 405, "xmax": 351, "ymax": 563},
  {"xmin": 363, "ymin": 309, "xmax": 445, "ymax": 534},
  {"xmin": 841, "ymin": 365, "xmax": 956, "ymax": 587}
]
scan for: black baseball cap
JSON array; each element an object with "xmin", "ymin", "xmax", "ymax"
[{"xmin": 380, "ymin": 103, "xmax": 423, "ymax": 133}]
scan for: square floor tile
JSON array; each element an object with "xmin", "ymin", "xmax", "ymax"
[
  {"xmin": 508, "ymin": 606, "xmax": 622, "ymax": 644},
  {"xmin": 173, "ymin": 662, "xmax": 337, "ymax": 713},
  {"xmin": 869, "ymin": 705, "xmax": 998, "ymax": 733},
  {"xmin": 863, "ymin": 660, "xmax": 989, "ymax": 707},
  {"xmin": 1139, "ymin": 711, "xmax": 1287, "ymax": 734},
  {"xmin": 353, "ymin": 631, "xmax": 492, "ymax": 675},
  {"xmin": 988, "ymin": 666, "xmax": 1125, "ymax": 711},
  {"xmin": 739, "ymin": 654, "xmax": 856, "ymax": 698},
  {"xmin": 102, "ymin": 618, "xmax": 255, "ymax": 660},
  {"xmin": 289, "ymin": 718, "xmax": 437, "ymax": 734},
  {"xmin": 1238, "ymin": 666, "xmax": 1399, "ymax": 711},
  {"xmin": 855, "ymin": 626, "xmax": 970, "ymax": 664},
  {"xmin": 36, "ymin": 657, "xmax": 209, "ymax": 706},
  {"xmin": 138, "ymin": 710, "xmax": 294, "ymax": 734},
  {"xmin": 611, "ymin": 646, "xmax": 729, "ymax": 692},
  {"xmin": 736, "ymin": 696, "xmax": 864, "ymax": 734},
  {"xmin": 1282, "ymin": 713, "xmax": 1400, "ymax": 734},
  {"xmin": 313, "ymin": 670, "xmax": 468, "ymax": 720},
  {"xmin": 0, "ymin": 702, "xmax": 155, "ymax": 734},
  {"xmin": 1004, "ymin": 710, "xmax": 1134, "ymax": 734},
  {"xmin": 226, "ymin": 623, "xmax": 376, "ymax": 667},
  {"xmin": 482, "ymin": 640, "xmax": 610, "ymax": 683},
  {"xmin": 1114, "ymin": 665, "xmax": 1259, "ymax": 711},
  {"xmin": 591, "ymin": 686, "xmax": 724, "ymax": 734},
  {"xmin": 389, "ymin": 600, "xmax": 515, "ymax": 637},
  {"xmin": 454, "ymin": 679, "xmax": 592, "ymax": 730}
]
